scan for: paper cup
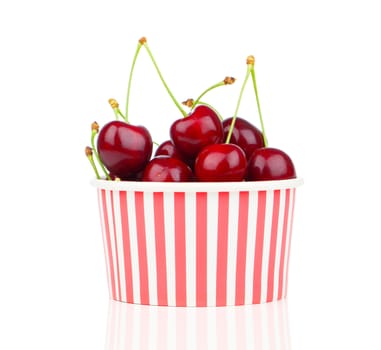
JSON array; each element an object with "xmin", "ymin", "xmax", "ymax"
[{"xmin": 92, "ymin": 178, "xmax": 303, "ymax": 307}]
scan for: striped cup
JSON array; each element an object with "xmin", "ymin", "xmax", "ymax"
[{"xmin": 92, "ymin": 178, "xmax": 303, "ymax": 307}]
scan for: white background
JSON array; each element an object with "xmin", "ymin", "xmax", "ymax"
[{"xmin": 1, "ymin": 0, "xmax": 381, "ymax": 349}]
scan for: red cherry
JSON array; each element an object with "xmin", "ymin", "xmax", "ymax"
[
  {"xmin": 122, "ymin": 169, "xmax": 144, "ymax": 181},
  {"xmin": 154, "ymin": 140, "xmax": 182, "ymax": 159},
  {"xmin": 97, "ymin": 120, "xmax": 153, "ymax": 179},
  {"xmin": 142, "ymin": 156, "xmax": 193, "ymax": 182},
  {"xmin": 170, "ymin": 104, "xmax": 224, "ymax": 161},
  {"xmin": 195, "ymin": 143, "xmax": 247, "ymax": 182},
  {"xmin": 247, "ymin": 147, "xmax": 296, "ymax": 181},
  {"xmin": 222, "ymin": 117, "xmax": 265, "ymax": 160}
]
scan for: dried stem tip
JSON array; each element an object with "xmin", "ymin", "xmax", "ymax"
[
  {"xmin": 139, "ymin": 37, "xmax": 147, "ymax": 45},
  {"xmin": 182, "ymin": 98, "xmax": 194, "ymax": 108},
  {"xmin": 91, "ymin": 121, "xmax": 99, "ymax": 132},
  {"xmin": 224, "ymin": 76, "xmax": 236, "ymax": 85},
  {"xmin": 108, "ymin": 98, "xmax": 119, "ymax": 109},
  {"xmin": 85, "ymin": 146, "xmax": 93, "ymax": 157},
  {"xmin": 246, "ymin": 55, "xmax": 255, "ymax": 65}
]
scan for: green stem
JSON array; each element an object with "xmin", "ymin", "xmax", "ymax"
[
  {"xmin": 250, "ymin": 66, "xmax": 268, "ymax": 147},
  {"xmin": 192, "ymin": 81, "xmax": 225, "ymax": 108},
  {"xmin": 116, "ymin": 109, "xmax": 126, "ymax": 121},
  {"xmin": 194, "ymin": 100, "xmax": 224, "ymax": 121},
  {"xmin": 125, "ymin": 42, "xmax": 143, "ymax": 122},
  {"xmin": 225, "ymin": 65, "xmax": 251, "ymax": 144},
  {"xmin": 88, "ymin": 154, "xmax": 101, "ymax": 179},
  {"xmin": 142, "ymin": 42, "xmax": 187, "ymax": 117},
  {"xmin": 91, "ymin": 131, "xmax": 111, "ymax": 179},
  {"xmin": 112, "ymin": 108, "xmax": 119, "ymax": 120}
]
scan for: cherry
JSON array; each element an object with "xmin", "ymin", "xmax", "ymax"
[
  {"xmin": 222, "ymin": 117, "xmax": 264, "ymax": 160},
  {"xmin": 109, "ymin": 169, "xmax": 144, "ymax": 181},
  {"xmin": 195, "ymin": 143, "xmax": 247, "ymax": 182},
  {"xmin": 247, "ymin": 147, "xmax": 296, "ymax": 180},
  {"xmin": 85, "ymin": 40, "xmax": 299, "ymax": 184},
  {"xmin": 244, "ymin": 55, "xmax": 296, "ymax": 181},
  {"xmin": 142, "ymin": 156, "xmax": 193, "ymax": 182},
  {"xmin": 170, "ymin": 104, "xmax": 224, "ymax": 161},
  {"xmin": 154, "ymin": 140, "xmax": 182, "ymax": 159},
  {"xmin": 97, "ymin": 120, "xmax": 153, "ymax": 179},
  {"xmin": 123, "ymin": 169, "xmax": 144, "ymax": 181},
  {"xmin": 192, "ymin": 56, "xmax": 255, "ymax": 182}
]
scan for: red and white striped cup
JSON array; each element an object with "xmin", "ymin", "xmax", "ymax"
[{"xmin": 92, "ymin": 178, "xmax": 303, "ymax": 307}]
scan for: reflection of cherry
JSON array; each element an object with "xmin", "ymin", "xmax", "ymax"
[
  {"xmin": 195, "ymin": 143, "xmax": 247, "ymax": 182},
  {"xmin": 222, "ymin": 117, "xmax": 264, "ymax": 160},
  {"xmin": 170, "ymin": 105, "xmax": 223, "ymax": 161},
  {"xmin": 247, "ymin": 147, "xmax": 296, "ymax": 181},
  {"xmin": 97, "ymin": 121, "xmax": 153, "ymax": 179},
  {"xmin": 142, "ymin": 156, "xmax": 193, "ymax": 182}
]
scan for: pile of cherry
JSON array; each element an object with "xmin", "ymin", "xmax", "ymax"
[{"xmin": 86, "ymin": 37, "xmax": 296, "ymax": 182}]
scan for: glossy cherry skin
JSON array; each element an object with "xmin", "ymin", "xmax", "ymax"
[
  {"xmin": 142, "ymin": 156, "xmax": 193, "ymax": 182},
  {"xmin": 170, "ymin": 104, "xmax": 224, "ymax": 161},
  {"xmin": 195, "ymin": 143, "xmax": 247, "ymax": 182},
  {"xmin": 97, "ymin": 120, "xmax": 153, "ymax": 179},
  {"xmin": 222, "ymin": 117, "xmax": 265, "ymax": 160},
  {"xmin": 154, "ymin": 140, "xmax": 182, "ymax": 159},
  {"xmin": 247, "ymin": 147, "xmax": 296, "ymax": 181}
]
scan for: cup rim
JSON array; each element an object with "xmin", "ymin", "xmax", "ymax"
[{"xmin": 91, "ymin": 177, "xmax": 304, "ymax": 192}]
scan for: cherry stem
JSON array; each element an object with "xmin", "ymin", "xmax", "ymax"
[
  {"xmin": 125, "ymin": 41, "xmax": 143, "ymax": 122},
  {"xmin": 91, "ymin": 126, "xmax": 111, "ymax": 180},
  {"xmin": 142, "ymin": 41, "xmax": 187, "ymax": 117},
  {"xmin": 116, "ymin": 109, "xmax": 125, "ymax": 120},
  {"xmin": 86, "ymin": 147, "xmax": 100, "ymax": 179},
  {"xmin": 250, "ymin": 64, "xmax": 268, "ymax": 146},
  {"xmin": 109, "ymin": 99, "xmax": 126, "ymax": 122},
  {"xmin": 192, "ymin": 77, "xmax": 235, "ymax": 111},
  {"xmin": 225, "ymin": 65, "xmax": 251, "ymax": 144},
  {"xmin": 192, "ymin": 81, "xmax": 224, "ymax": 108},
  {"xmin": 112, "ymin": 109, "xmax": 119, "ymax": 120}
]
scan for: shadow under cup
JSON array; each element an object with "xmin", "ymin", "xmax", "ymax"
[{"xmin": 92, "ymin": 178, "xmax": 303, "ymax": 307}]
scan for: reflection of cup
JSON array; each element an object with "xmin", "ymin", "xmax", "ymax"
[
  {"xmin": 105, "ymin": 299, "xmax": 291, "ymax": 350},
  {"xmin": 92, "ymin": 178, "xmax": 302, "ymax": 306}
]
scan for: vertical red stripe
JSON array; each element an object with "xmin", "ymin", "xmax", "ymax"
[
  {"xmin": 284, "ymin": 189, "xmax": 296, "ymax": 298},
  {"xmin": 119, "ymin": 191, "xmax": 134, "ymax": 303},
  {"xmin": 253, "ymin": 191, "xmax": 267, "ymax": 304},
  {"xmin": 196, "ymin": 192, "xmax": 207, "ymax": 307},
  {"xmin": 174, "ymin": 192, "xmax": 187, "ymax": 306},
  {"xmin": 266, "ymin": 190, "xmax": 281, "ymax": 302},
  {"xmin": 153, "ymin": 192, "xmax": 168, "ymax": 306},
  {"xmin": 216, "ymin": 192, "xmax": 229, "ymax": 306},
  {"xmin": 110, "ymin": 191, "xmax": 122, "ymax": 300},
  {"xmin": 135, "ymin": 192, "xmax": 150, "ymax": 305},
  {"xmin": 101, "ymin": 189, "xmax": 116, "ymax": 300},
  {"xmin": 235, "ymin": 191, "xmax": 249, "ymax": 305},
  {"xmin": 277, "ymin": 189, "xmax": 290, "ymax": 300}
]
